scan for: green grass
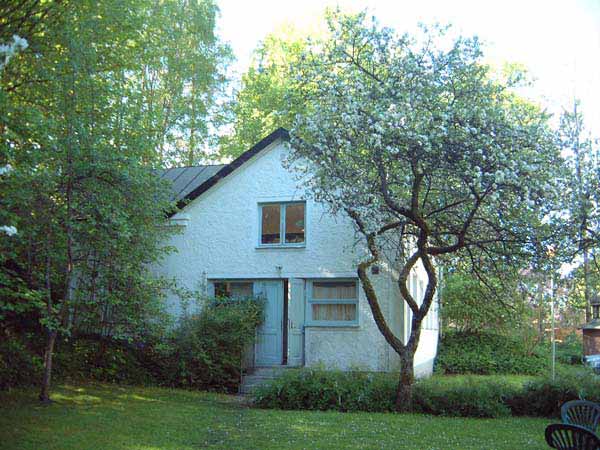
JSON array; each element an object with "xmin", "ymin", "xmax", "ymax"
[{"xmin": 0, "ymin": 383, "xmax": 551, "ymax": 449}]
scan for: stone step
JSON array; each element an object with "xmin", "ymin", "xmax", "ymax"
[{"xmin": 240, "ymin": 366, "xmax": 290, "ymax": 395}]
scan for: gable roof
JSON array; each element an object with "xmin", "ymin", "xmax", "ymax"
[{"xmin": 160, "ymin": 128, "xmax": 289, "ymax": 216}]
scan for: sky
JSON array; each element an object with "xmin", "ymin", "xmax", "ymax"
[{"xmin": 217, "ymin": 0, "xmax": 600, "ymax": 135}]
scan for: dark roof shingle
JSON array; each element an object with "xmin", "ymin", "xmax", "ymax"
[
  {"xmin": 158, "ymin": 165, "xmax": 225, "ymax": 202},
  {"xmin": 160, "ymin": 128, "xmax": 289, "ymax": 215}
]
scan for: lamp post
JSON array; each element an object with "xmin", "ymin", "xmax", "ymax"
[{"xmin": 551, "ymin": 275, "xmax": 555, "ymax": 380}]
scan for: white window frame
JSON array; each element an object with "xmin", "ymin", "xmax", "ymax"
[
  {"xmin": 306, "ymin": 279, "xmax": 359, "ymax": 327},
  {"xmin": 258, "ymin": 201, "xmax": 306, "ymax": 248}
]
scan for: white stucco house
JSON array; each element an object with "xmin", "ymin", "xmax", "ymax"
[{"xmin": 155, "ymin": 128, "xmax": 439, "ymax": 376}]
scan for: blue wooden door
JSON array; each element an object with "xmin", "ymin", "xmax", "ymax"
[
  {"xmin": 287, "ymin": 279, "xmax": 305, "ymax": 366},
  {"xmin": 254, "ymin": 281, "xmax": 283, "ymax": 366}
]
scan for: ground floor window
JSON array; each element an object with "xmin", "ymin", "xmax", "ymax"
[
  {"xmin": 213, "ymin": 281, "xmax": 253, "ymax": 298},
  {"xmin": 307, "ymin": 279, "xmax": 358, "ymax": 326}
]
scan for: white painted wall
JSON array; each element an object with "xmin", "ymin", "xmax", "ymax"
[{"xmin": 155, "ymin": 138, "xmax": 438, "ymax": 373}]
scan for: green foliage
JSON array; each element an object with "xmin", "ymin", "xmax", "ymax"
[
  {"xmin": 255, "ymin": 368, "xmax": 600, "ymax": 418},
  {"xmin": 414, "ymin": 376, "xmax": 517, "ymax": 418},
  {"xmin": 52, "ymin": 338, "xmax": 154, "ymax": 385},
  {"xmin": 555, "ymin": 333, "xmax": 583, "ymax": 365},
  {"xmin": 253, "ymin": 370, "xmax": 520, "ymax": 418},
  {"xmin": 508, "ymin": 368, "xmax": 600, "ymax": 417},
  {"xmin": 436, "ymin": 331, "xmax": 548, "ymax": 375},
  {"xmin": 167, "ymin": 295, "xmax": 264, "ymax": 390},
  {"xmin": 442, "ymin": 267, "xmax": 533, "ymax": 334},
  {"xmin": 0, "ymin": 331, "xmax": 42, "ymax": 390},
  {"xmin": 0, "ymin": 0, "xmax": 231, "ymax": 399},
  {"xmin": 3, "ymin": 295, "xmax": 264, "ymax": 391},
  {"xmin": 219, "ymin": 25, "xmax": 314, "ymax": 158},
  {"xmin": 253, "ymin": 368, "xmax": 396, "ymax": 412}
]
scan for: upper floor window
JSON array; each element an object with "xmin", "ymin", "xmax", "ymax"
[{"xmin": 259, "ymin": 202, "xmax": 305, "ymax": 246}]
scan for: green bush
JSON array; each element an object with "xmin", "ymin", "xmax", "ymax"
[
  {"xmin": 508, "ymin": 368, "xmax": 600, "ymax": 417},
  {"xmin": 254, "ymin": 368, "xmax": 396, "ymax": 412},
  {"xmin": 254, "ymin": 368, "xmax": 600, "ymax": 418},
  {"xmin": 0, "ymin": 331, "xmax": 43, "ymax": 390},
  {"xmin": 12, "ymin": 294, "xmax": 263, "ymax": 392},
  {"xmin": 436, "ymin": 331, "xmax": 547, "ymax": 375},
  {"xmin": 555, "ymin": 333, "xmax": 583, "ymax": 366},
  {"xmin": 53, "ymin": 338, "xmax": 154, "ymax": 385},
  {"xmin": 414, "ymin": 376, "xmax": 517, "ymax": 418},
  {"xmin": 255, "ymin": 369, "xmax": 520, "ymax": 418},
  {"xmin": 167, "ymin": 295, "xmax": 264, "ymax": 391}
]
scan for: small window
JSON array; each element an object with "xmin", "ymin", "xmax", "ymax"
[
  {"xmin": 214, "ymin": 281, "xmax": 253, "ymax": 298},
  {"xmin": 259, "ymin": 202, "xmax": 305, "ymax": 246},
  {"xmin": 308, "ymin": 280, "xmax": 358, "ymax": 326}
]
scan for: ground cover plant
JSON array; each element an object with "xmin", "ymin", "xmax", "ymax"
[{"xmin": 0, "ymin": 383, "xmax": 551, "ymax": 450}]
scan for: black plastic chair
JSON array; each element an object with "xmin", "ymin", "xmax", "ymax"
[
  {"xmin": 545, "ymin": 423, "xmax": 600, "ymax": 449},
  {"xmin": 562, "ymin": 400, "xmax": 600, "ymax": 432}
]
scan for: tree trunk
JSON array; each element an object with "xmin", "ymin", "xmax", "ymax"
[
  {"xmin": 39, "ymin": 330, "xmax": 58, "ymax": 403},
  {"xmin": 396, "ymin": 350, "xmax": 415, "ymax": 412}
]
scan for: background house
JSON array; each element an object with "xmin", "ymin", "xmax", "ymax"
[{"xmin": 156, "ymin": 129, "xmax": 439, "ymax": 375}]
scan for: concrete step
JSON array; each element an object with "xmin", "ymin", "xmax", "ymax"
[{"xmin": 240, "ymin": 366, "xmax": 290, "ymax": 395}]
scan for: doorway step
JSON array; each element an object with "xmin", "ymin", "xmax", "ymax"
[{"xmin": 240, "ymin": 366, "xmax": 289, "ymax": 395}]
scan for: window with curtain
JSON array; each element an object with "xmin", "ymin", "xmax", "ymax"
[
  {"xmin": 259, "ymin": 202, "xmax": 305, "ymax": 246},
  {"xmin": 308, "ymin": 280, "xmax": 358, "ymax": 326}
]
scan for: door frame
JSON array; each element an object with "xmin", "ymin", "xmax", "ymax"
[{"xmin": 208, "ymin": 278, "xmax": 304, "ymax": 367}]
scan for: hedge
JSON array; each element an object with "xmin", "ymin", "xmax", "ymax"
[{"xmin": 253, "ymin": 367, "xmax": 600, "ymax": 418}]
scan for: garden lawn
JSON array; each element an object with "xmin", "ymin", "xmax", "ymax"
[{"xmin": 0, "ymin": 383, "xmax": 551, "ymax": 450}]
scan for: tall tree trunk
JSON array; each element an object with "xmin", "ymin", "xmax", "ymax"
[
  {"xmin": 39, "ymin": 330, "xmax": 58, "ymax": 403},
  {"xmin": 396, "ymin": 350, "xmax": 415, "ymax": 412}
]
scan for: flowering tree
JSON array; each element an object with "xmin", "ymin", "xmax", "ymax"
[{"xmin": 287, "ymin": 12, "xmax": 562, "ymax": 410}]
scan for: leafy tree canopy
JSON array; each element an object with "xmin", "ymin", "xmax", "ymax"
[{"xmin": 284, "ymin": 11, "xmax": 564, "ymax": 410}]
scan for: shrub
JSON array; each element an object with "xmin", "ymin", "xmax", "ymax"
[
  {"xmin": 53, "ymin": 338, "xmax": 153, "ymax": 385},
  {"xmin": 254, "ymin": 369, "xmax": 522, "ymax": 418},
  {"xmin": 167, "ymin": 295, "xmax": 264, "ymax": 391},
  {"xmin": 254, "ymin": 367, "xmax": 600, "ymax": 418},
  {"xmin": 508, "ymin": 368, "xmax": 600, "ymax": 417},
  {"xmin": 414, "ymin": 376, "xmax": 518, "ymax": 418},
  {"xmin": 35, "ymin": 294, "xmax": 264, "ymax": 392},
  {"xmin": 254, "ymin": 368, "xmax": 396, "ymax": 412},
  {"xmin": 0, "ymin": 331, "xmax": 43, "ymax": 390},
  {"xmin": 436, "ymin": 331, "xmax": 547, "ymax": 375},
  {"xmin": 555, "ymin": 333, "xmax": 583, "ymax": 366}
]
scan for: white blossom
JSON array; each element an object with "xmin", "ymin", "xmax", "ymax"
[{"xmin": 0, "ymin": 225, "xmax": 17, "ymax": 236}]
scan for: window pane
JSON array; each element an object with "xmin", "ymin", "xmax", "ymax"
[
  {"xmin": 312, "ymin": 281, "xmax": 357, "ymax": 299},
  {"xmin": 229, "ymin": 282, "xmax": 253, "ymax": 298},
  {"xmin": 285, "ymin": 203, "xmax": 305, "ymax": 243},
  {"xmin": 261, "ymin": 204, "xmax": 280, "ymax": 244},
  {"xmin": 214, "ymin": 282, "xmax": 228, "ymax": 297},
  {"xmin": 312, "ymin": 303, "xmax": 356, "ymax": 321},
  {"xmin": 214, "ymin": 281, "xmax": 253, "ymax": 298}
]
